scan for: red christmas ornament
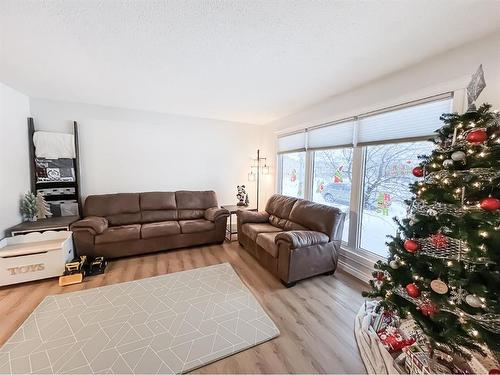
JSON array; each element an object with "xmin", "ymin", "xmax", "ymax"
[
  {"xmin": 412, "ymin": 166, "xmax": 424, "ymax": 177},
  {"xmin": 430, "ymin": 233, "xmax": 448, "ymax": 249},
  {"xmin": 405, "ymin": 283, "xmax": 421, "ymax": 298},
  {"xmin": 466, "ymin": 129, "xmax": 488, "ymax": 144},
  {"xmin": 420, "ymin": 302, "xmax": 438, "ymax": 317},
  {"xmin": 375, "ymin": 272, "xmax": 385, "ymax": 282},
  {"xmin": 480, "ymin": 197, "xmax": 500, "ymax": 211},
  {"xmin": 404, "ymin": 239, "xmax": 420, "ymax": 253}
]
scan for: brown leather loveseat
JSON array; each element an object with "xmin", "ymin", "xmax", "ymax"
[
  {"xmin": 237, "ymin": 194, "xmax": 346, "ymax": 287},
  {"xmin": 70, "ymin": 191, "xmax": 229, "ymax": 258}
]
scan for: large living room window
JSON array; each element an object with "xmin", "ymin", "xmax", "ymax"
[
  {"xmin": 276, "ymin": 94, "xmax": 454, "ymax": 258},
  {"xmin": 312, "ymin": 148, "xmax": 352, "ymax": 242},
  {"xmin": 359, "ymin": 141, "xmax": 433, "ymax": 256}
]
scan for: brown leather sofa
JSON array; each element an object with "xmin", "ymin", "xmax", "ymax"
[
  {"xmin": 70, "ymin": 191, "xmax": 229, "ymax": 258},
  {"xmin": 237, "ymin": 194, "xmax": 346, "ymax": 287}
]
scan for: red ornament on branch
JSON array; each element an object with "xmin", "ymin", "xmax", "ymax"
[
  {"xmin": 466, "ymin": 128, "xmax": 488, "ymax": 144},
  {"xmin": 480, "ymin": 197, "xmax": 500, "ymax": 211},
  {"xmin": 405, "ymin": 283, "xmax": 421, "ymax": 298},
  {"xmin": 404, "ymin": 239, "xmax": 420, "ymax": 253},
  {"xmin": 420, "ymin": 302, "xmax": 438, "ymax": 317},
  {"xmin": 430, "ymin": 233, "xmax": 448, "ymax": 249},
  {"xmin": 412, "ymin": 166, "xmax": 424, "ymax": 177}
]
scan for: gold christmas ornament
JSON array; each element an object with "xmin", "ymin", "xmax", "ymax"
[{"xmin": 430, "ymin": 279, "xmax": 449, "ymax": 294}]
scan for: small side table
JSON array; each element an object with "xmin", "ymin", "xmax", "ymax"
[
  {"xmin": 7, "ymin": 216, "xmax": 79, "ymax": 237},
  {"xmin": 221, "ymin": 205, "xmax": 257, "ymax": 241}
]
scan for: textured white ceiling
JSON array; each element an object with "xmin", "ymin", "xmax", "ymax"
[{"xmin": 1, "ymin": 0, "xmax": 500, "ymax": 125}]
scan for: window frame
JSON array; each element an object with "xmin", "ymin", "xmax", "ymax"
[{"xmin": 276, "ymin": 92, "xmax": 460, "ymax": 262}]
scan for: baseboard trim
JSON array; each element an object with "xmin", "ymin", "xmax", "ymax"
[
  {"xmin": 338, "ymin": 258, "xmax": 371, "ymax": 284},
  {"xmin": 337, "ymin": 247, "xmax": 377, "ymax": 284}
]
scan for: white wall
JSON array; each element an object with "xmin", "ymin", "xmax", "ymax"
[
  {"xmin": 0, "ymin": 83, "xmax": 31, "ymax": 238},
  {"xmin": 269, "ymin": 31, "xmax": 500, "ymax": 133},
  {"xmin": 29, "ymin": 99, "xmax": 275, "ymax": 210}
]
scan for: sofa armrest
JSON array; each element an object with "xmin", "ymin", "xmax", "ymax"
[
  {"xmin": 275, "ymin": 230, "xmax": 329, "ymax": 249},
  {"xmin": 70, "ymin": 216, "xmax": 108, "ymax": 235},
  {"xmin": 205, "ymin": 207, "xmax": 230, "ymax": 222},
  {"xmin": 236, "ymin": 210, "xmax": 270, "ymax": 225}
]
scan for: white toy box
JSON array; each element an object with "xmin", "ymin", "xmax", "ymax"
[{"xmin": 0, "ymin": 231, "xmax": 74, "ymax": 286}]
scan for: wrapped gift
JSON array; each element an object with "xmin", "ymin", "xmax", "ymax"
[
  {"xmin": 403, "ymin": 344, "xmax": 432, "ymax": 375},
  {"xmin": 403, "ymin": 343, "xmax": 479, "ymax": 375},
  {"xmin": 371, "ymin": 308, "xmax": 400, "ymax": 332},
  {"xmin": 377, "ymin": 326, "xmax": 415, "ymax": 353}
]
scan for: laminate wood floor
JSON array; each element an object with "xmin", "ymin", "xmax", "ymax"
[{"xmin": 0, "ymin": 241, "xmax": 368, "ymax": 374}]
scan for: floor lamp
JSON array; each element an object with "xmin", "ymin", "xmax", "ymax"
[{"xmin": 248, "ymin": 149, "xmax": 270, "ymax": 211}]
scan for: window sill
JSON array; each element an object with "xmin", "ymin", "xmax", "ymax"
[{"xmin": 337, "ymin": 245, "xmax": 383, "ymax": 283}]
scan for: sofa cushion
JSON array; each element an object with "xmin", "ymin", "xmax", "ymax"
[
  {"xmin": 176, "ymin": 191, "xmax": 218, "ymax": 210},
  {"xmin": 241, "ymin": 223, "xmax": 281, "ymax": 241},
  {"xmin": 95, "ymin": 224, "xmax": 141, "ymax": 244},
  {"xmin": 269, "ymin": 216, "xmax": 307, "ymax": 231},
  {"xmin": 289, "ymin": 199, "xmax": 342, "ymax": 238},
  {"xmin": 140, "ymin": 192, "xmax": 178, "ymax": 223},
  {"xmin": 269, "ymin": 215, "xmax": 287, "ymax": 229},
  {"xmin": 141, "ymin": 221, "xmax": 181, "ymax": 239},
  {"xmin": 84, "ymin": 193, "xmax": 140, "ymax": 216},
  {"xmin": 179, "ymin": 219, "xmax": 215, "ymax": 234},
  {"xmin": 140, "ymin": 192, "xmax": 177, "ymax": 210},
  {"xmin": 106, "ymin": 213, "xmax": 142, "ymax": 226},
  {"xmin": 256, "ymin": 232, "xmax": 282, "ymax": 258},
  {"xmin": 283, "ymin": 220, "xmax": 308, "ymax": 231},
  {"xmin": 84, "ymin": 193, "xmax": 141, "ymax": 226},
  {"xmin": 265, "ymin": 194, "xmax": 297, "ymax": 220},
  {"xmin": 141, "ymin": 210, "xmax": 178, "ymax": 223},
  {"xmin": 178, "ymin": 210, "xmax": 206, "ymax": 220}
]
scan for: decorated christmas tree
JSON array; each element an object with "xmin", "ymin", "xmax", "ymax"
[{"xmin": 364, "ymin": 66, "xmax": 500, "ymax": 361}]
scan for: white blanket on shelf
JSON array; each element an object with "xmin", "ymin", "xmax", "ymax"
[
  {"xmin": 33, "ymin": 131, "xmax": 75, "ymax": 159},
  {"xmin": 354, "ymin": 300, "xmax": 399, "ymax": 375}
]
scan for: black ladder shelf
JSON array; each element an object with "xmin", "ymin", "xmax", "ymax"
[{"xmin": 27, "ymin": 117, "xmax": 83, "ymax": 218}]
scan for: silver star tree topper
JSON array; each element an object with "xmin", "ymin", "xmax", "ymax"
[{"xmin": 466, "ymin": 64, "xmax": 486, "ymax": 111}]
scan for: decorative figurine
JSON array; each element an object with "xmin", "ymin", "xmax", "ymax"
[
  {"xmin": 237, "ymin": 185, "xmax": 249, "ymax": 206},
  {"xmin": 20, "ymin": 192, "xmax": 37, "ymax": 222},
  {"xmin": 58, "ymin": 256, "xmax": 107, "ymax": 286},
  {"xmin": 84, "ymin": 256, "xmax": 107, "ymax": 276},
  {"xmin": 59, "ymin": 256, "xmax": 87, "ymax": 286},
  {"xmin": 35, "ymin": 192, "xmax": 53, "ymax": 219}
]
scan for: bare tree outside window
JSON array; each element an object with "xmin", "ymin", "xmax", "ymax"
[
  {"xmin": 312, "ymin": 148, "xmax": 353, "ymax": 241},
  {"xmin": 360, "ymin": 141, "xmax": 434, "ymax": 255}
]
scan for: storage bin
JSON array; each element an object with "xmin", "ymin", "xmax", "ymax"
[{"xmin": 0, "ymin": 231, "xmax": 74, "ymax": 286}]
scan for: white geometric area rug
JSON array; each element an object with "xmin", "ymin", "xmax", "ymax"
[{"xmin": 0, "ymin": 263, "xmax": 280, "ymax": 374}]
